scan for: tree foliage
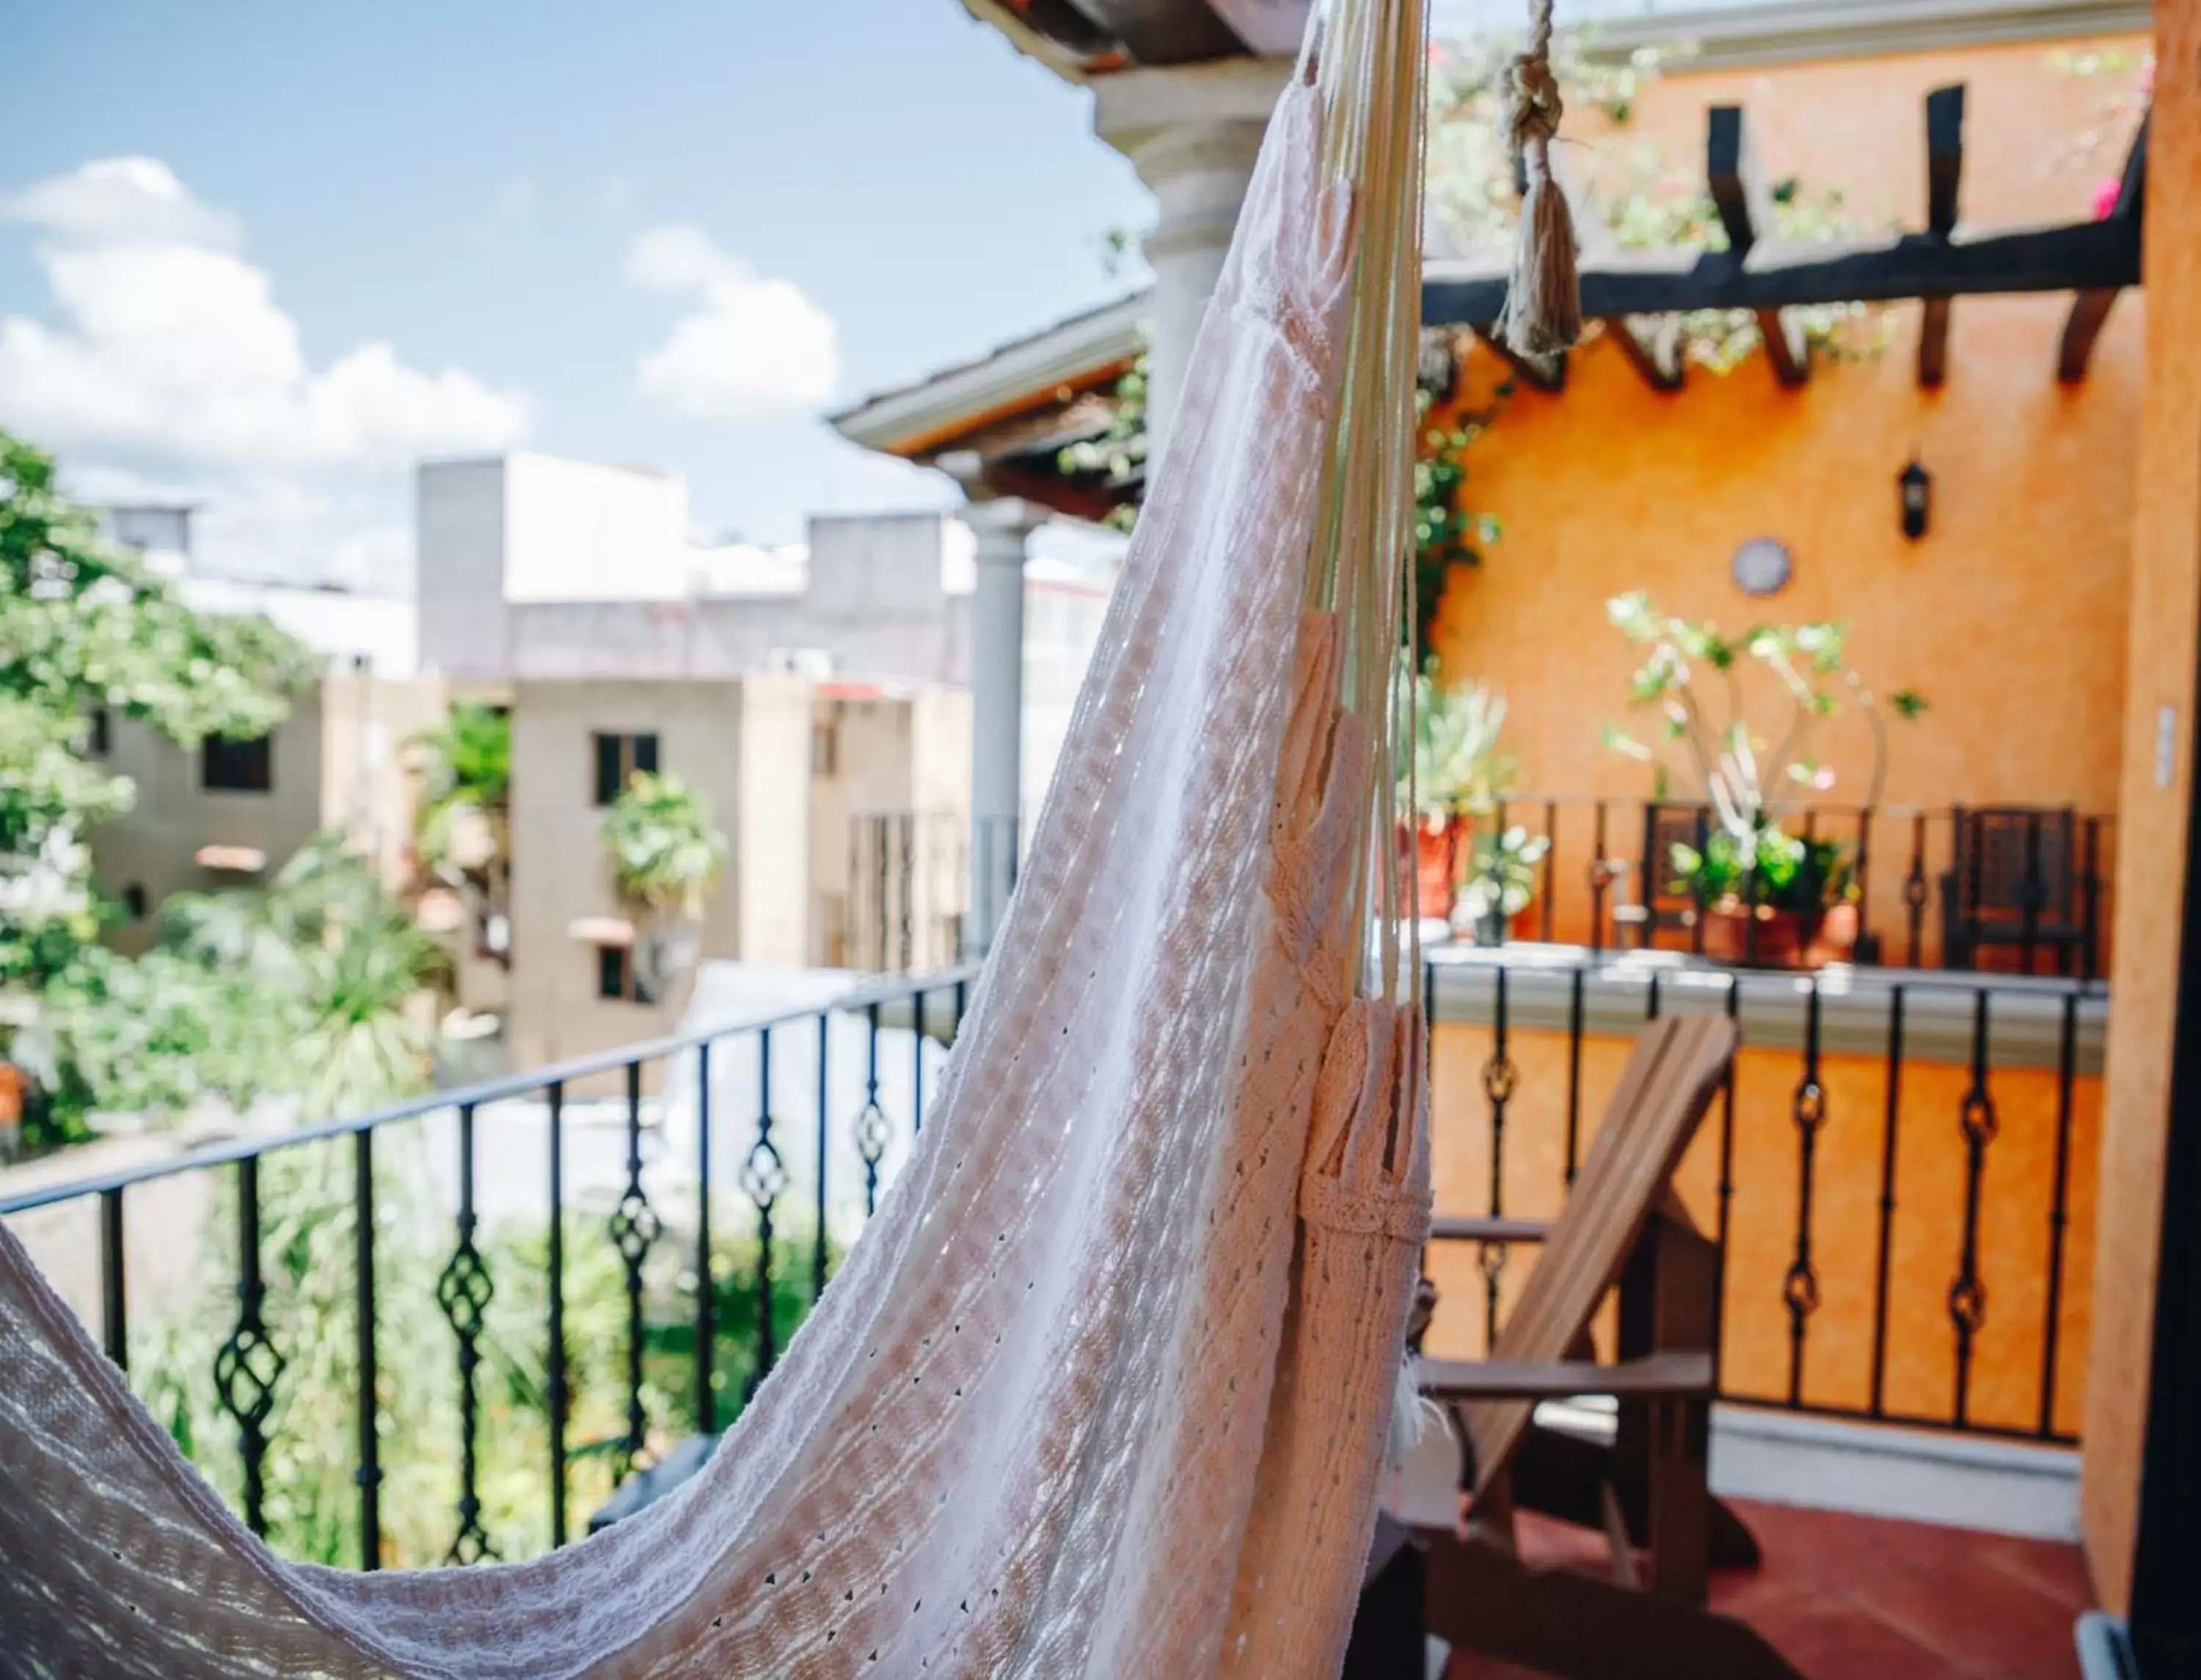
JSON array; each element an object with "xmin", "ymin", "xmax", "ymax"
[
  {"xmin": 32, "ymin": 835, "xmax": 450, "ymax": 1129},
  {"xmin": 0, "ymin": 430, "xmax": 318, "ymax": 1144}
]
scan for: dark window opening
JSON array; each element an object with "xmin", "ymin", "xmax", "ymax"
[
  {"xmin": 597, "ymin": 944, "xmax": 629, "ymax": 1001},
  {"xmin": 596, "ymin": 943, "xmax": 654, "ymax": 1004},
  {"xmin": 88, "ymin": 706, "xmax": 111, "ymax": 757},
  {"xmin": 591, "ymin": 731, "xmax": 662, "ymax": 806},
  {"xmin": 121, "ymin": 883, "xmax": 148, "ymax": 921},
  {"xmin": 202, "ymin": 732, "xmax": 273, "ymax": 793},
  {"xmin": 594, "ymin": 733, "xmax": 624, "ymax": 806},
  {"xmin": 811, "ymin": 720, "xmax": 839, "ymax": 778}
]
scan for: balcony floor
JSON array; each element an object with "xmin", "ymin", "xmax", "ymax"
[{"xmin": 1442, "ymin": 1499, "xmax": 2092, "ymax": 1680}]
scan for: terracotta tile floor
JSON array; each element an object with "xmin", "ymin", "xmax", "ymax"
[{"xmin": 1442, "ymin": 1500, "xmax": 2095, "ymax": 1680}]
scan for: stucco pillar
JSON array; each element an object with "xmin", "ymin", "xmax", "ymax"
[
  {"xmin": 966, "ymin": 498, "xmax": 1039, "ymax": 954},
  {"xmin": 1097, "ymin": 59, "xmax": 1292, "ymax": 460}
]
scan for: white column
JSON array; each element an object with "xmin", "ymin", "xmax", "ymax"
[
  {"xmin": 1097, "ymin": 59, "xmax": 1291, "ymax": 459},
  {"xmin": 966, "ymin": 498, "xmax": 1039, "ymax": 953}
]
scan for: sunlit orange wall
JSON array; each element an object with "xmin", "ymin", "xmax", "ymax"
[
  {"xmin": 2081, "ymin": 0, "xmax": 2201, "ymax": 1619},
  {"xmin": 1424, "ymin": 1018, "xmax": 2101, "ymax": 1442},
  {"xmin": 1429, "ymin": 37, "xmax": 2149, "ymax": 835}
]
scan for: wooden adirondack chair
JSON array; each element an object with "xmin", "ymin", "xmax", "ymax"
[{"xmin": 1414, "ymin": 1012, "xmax": 1805, "ymax": 1680}]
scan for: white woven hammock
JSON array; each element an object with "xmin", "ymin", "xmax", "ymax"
[{"xmin": 0, "ymin": 3, "xmax": 1453, "ymax": 1673}]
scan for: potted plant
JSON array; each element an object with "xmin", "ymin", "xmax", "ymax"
[
  {"xmin": 603, "ymin": 771, "xmax": 729, "ymax": 1002},
  {"xmin": 407, "ymin": 701, "xmax": 512, "ymax": 968},
  {"xmin": 1603, "ymin": 593, "xmax": 1925, "ymax": 970},
  {"xmin": 1399, "ymin": 665, "xmax": 1518, "ymax": 921},
  {"xmin": 1669, "ymin": 814, "xmax": 1861, "ymax": 968},
  {"xmin": 1456, "ymin": 823, "xmax": 1552, "ymax": 946}
]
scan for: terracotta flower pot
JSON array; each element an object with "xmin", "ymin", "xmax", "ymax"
[
  {"xmin": 1701, "ymin": 899, "xmax": 1860, "ymax": 970},
  {"xmin": 1399, "ymin": 819, "xmax": 1462, "ymax": 922}
]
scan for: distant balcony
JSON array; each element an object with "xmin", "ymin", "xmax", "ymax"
[{"xmin": 1416, "ymin": 797, "xmax": 2116, "ymax": 983}]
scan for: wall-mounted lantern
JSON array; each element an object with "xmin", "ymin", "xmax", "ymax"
[{"xmin": 1899, "ymin": 454, "xmax": 1932, "ymax": 541}]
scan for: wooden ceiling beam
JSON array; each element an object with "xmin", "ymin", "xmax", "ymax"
[
  {"xmin": 1471, "ymin": 324, "xmax": 1566, "ymax": 394},
  {"xmin": 2057, "ymin": 112, "xmax": 2150, "ymax": 384},
  {"xmin": 1919, "ymin": 84, "xmax": 1965, "ymax": 387},
  {"xmin": 1609, "ymin": 316, "xmax": 1685, "ymax": 393},
  {"xmin": 1919, "ymin": 297, "xmax": 1952, "ymax": 388},
  {"xmin": 1707, "ymin": 104, "xmax": 1771, "ymax": 258},
  {"xmin": 1060, "ymin": 0, "xmax": 1245, "ymax": 64},
  {"xmin": 1756, "ymin": 310, "xmax": 1811, "ymax": 388},
  {"xmin": 1925, "ymin": 84, "xmax": 1965, "ymax": 239},
  {"xmin": 1424, "ymin": 216, "xmax": 2139, "ymax": 324}
]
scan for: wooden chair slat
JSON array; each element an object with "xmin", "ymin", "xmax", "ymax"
[{"xmin": 1466, "ymin": 1012, "xmax": 1737, "ymax": 1491}]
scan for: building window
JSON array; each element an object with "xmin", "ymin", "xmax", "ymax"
[
  {"xmin": 811, "ymin": 718, "xmax": 839, "ymax": 778},
  {"xmin": 596, "ymin": 944, "xmax": 654, "ymax": 1004},
  {"xmin": 597, "ymin": 944, "xmax": 627, "ymax": 1000},
  {"xmin": 88, "ymin": 706, "xmax": 111, "ymax": 757},
  {"xmin": 121, "ymin": 883, "xmax": 148, "ymax": 921},
  {"xmin": 591, "ymin": 731, "xmax": 660, "ymax": 806},
  {"xmin": 202, "ymin": 732, "xmax": 274, "ymax": 793}
]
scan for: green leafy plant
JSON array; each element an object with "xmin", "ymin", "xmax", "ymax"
[
  {"xmin": 603, "ymin": 772, "xmax": 729, "ymax": 1001},
  {"xmin": 1602, "ymin": 591, "xmax": 1924, "ymax": 915},
  {"xmin": 409, "ymin": 703, "xmax": 510, "ymax": 879},
  {"xmin": 604, "ymin": 773, "xmax": 728, "ymax": 921},
  {"xmin": 1459, "ymin": 823, "xmax": 1552, "ymax": 935},
  {"xmin": 1669, "ymin": 827, "xmax": 1853, "ymax": 914},
  {"xmin": 1057, "ymin": 349, "xmax": 1148, "ymax": 536},
  {"xmin": 32, "ymin": 835, "xmax": 449, "ymax": 1128},
  {"xmin": 1412, "ymin": 379, "xmax": 1503, "ymax": 654},
  {"xmin": 1400, "ymin": 666, "xmax": 1519, "ymax": 828}
]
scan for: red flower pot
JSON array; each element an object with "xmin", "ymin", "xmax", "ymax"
[{"xmin": 1701, "ymin": 900, "xmax": 1859, "ymax": 970}]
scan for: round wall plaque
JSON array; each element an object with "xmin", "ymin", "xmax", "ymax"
[{"xmin": 1730, "ymin": 537, "xmax": 1794, "ymax": 598}]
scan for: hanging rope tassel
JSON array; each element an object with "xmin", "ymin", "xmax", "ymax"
[{"xmin": 1496, "ymin": 0, "xmax": 1581, "ymax": 357}]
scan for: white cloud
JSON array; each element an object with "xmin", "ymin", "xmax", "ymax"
[
  {"xmin": 0, "ymin": 156, "xmax": 535, "ymax": 584},
  {"xmin": 627, "ymin": 224, "xmax": 839, "ymax": 420},
  {"xmin": 1, "ymin": 156, "xmax": 238, "ymax": 250}
]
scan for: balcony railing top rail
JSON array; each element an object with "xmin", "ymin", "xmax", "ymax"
[{"xmin": 0, "ymin": 963, "xmax": 981, "ymax": 1219}]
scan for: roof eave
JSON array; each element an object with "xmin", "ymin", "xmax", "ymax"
[{"xmin": 831, "ymin": 292, "xmax": 1151, "ymax": 458}]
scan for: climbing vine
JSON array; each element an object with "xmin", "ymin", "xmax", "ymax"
[{"xmin": 1073, "ymin": 32, "xmax": 1896, "ymax": 651}]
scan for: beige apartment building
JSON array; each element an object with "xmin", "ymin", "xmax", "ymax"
[
  {"xmin": 500, "ymin": 675, "xmax": 975, "ymax": 1078},
  {"xmin": 83, "ymin": 456, "xmax": 1111, "ymax": 1093},
  {"xmin": 89, "ymin": 662, "xmax": 448, "ymax": 955}
]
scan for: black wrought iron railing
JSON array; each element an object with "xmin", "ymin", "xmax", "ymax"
[
  {"xmin": 1420, "ymin": 797, "xmax": 2115, "ymax": 982},
  {"xmin": 1423, "ymin": 953, "xmax": 2102, "ymax": 1445},
  {"xmin": 4, "ymin": 946, "xmax": 2101, "ymax": 1577},
  {"xmin": 0, "ymin": 964, "xmax": 976, "ymax": 1570}
]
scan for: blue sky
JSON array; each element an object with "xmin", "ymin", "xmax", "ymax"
[{"xmin": 0, "ymin": 2, "xmax": 1159, "ymax": 582}]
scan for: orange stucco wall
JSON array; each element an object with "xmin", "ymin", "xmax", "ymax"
[
  {"xmin": 1429, "ymin": 37, "xmax": 2149, "ymax": 842},
  {"xmin": 1425, "ymin": 1018, "xmax": 2100, "ymax": 1441}
]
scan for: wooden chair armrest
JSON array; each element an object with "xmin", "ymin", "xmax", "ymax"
[
  {"xmin": 1419, "ymin": 1350, "xmax": 1715, "ymax": 1402},
  {"xmin": 1430, "ymin": 1215, "xmax": 1550, "ymax": 1245}
]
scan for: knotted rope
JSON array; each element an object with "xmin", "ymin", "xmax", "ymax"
[{"xmin": 1495, "ymin": 0, "xmax": 1581, "ymax": 357}]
